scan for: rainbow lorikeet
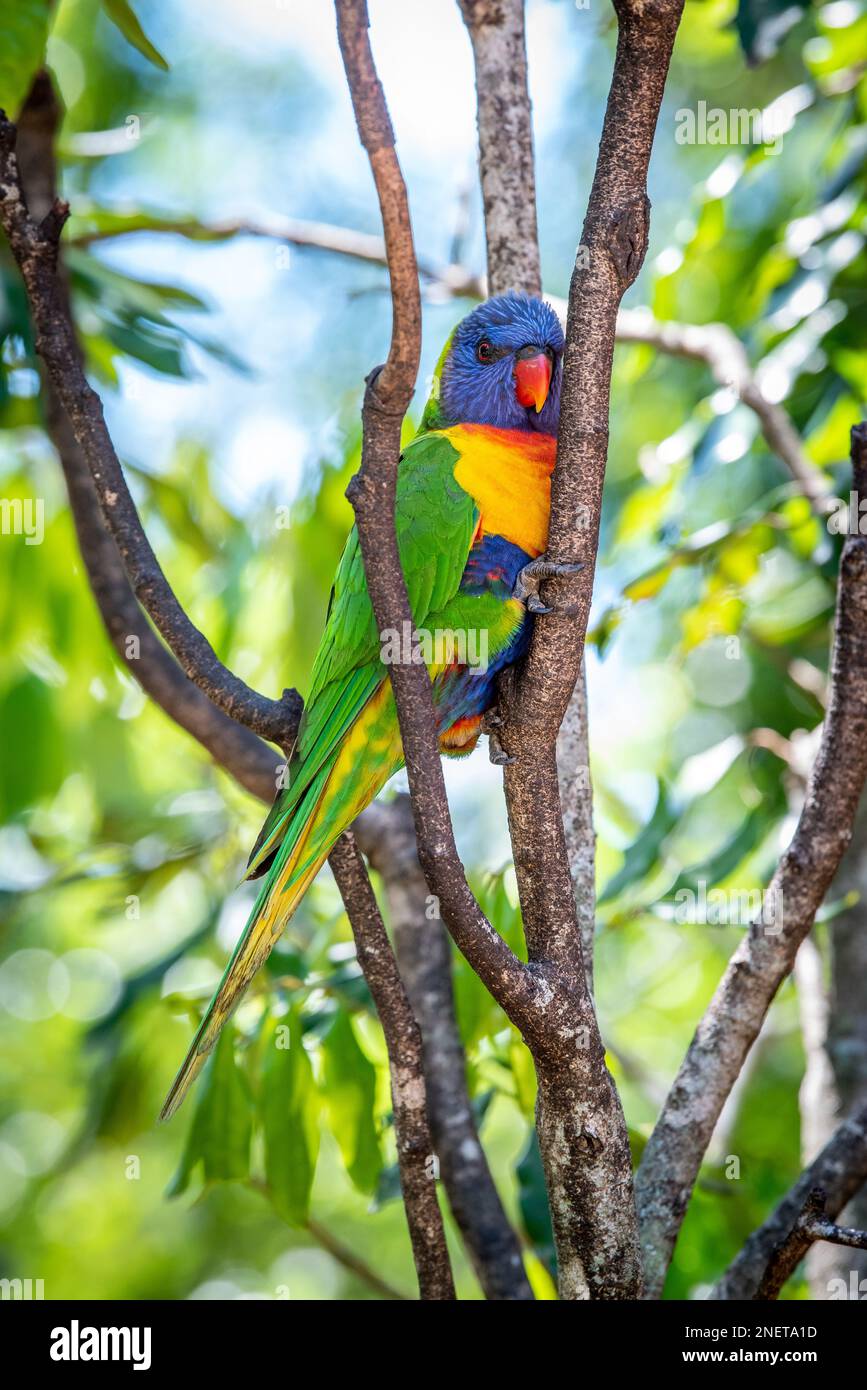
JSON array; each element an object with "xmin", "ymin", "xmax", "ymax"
[{"xmin": 161, "ymin": 291, "xmax": 577, "ymax": 1120}]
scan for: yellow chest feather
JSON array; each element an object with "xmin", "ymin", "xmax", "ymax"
[{"xmin": 445, "ymin": 424, "xmax": 556, "ymax": 559}]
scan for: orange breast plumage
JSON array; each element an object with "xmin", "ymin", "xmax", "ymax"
[{"xmin": 444, "ymin": 424, "xmax": 556, "ymax": 559}]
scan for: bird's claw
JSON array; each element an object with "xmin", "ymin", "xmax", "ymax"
[
  {"xmin": 488, "ymin": 732, "xmax": 515, "ymax": 766},
  {"xmin": 483, "ymin": 709, "xmax": 514, "ymax": 765},
  {"xmin": 514, "ymin": 556, "xmax": 584, "ymax": 616}
]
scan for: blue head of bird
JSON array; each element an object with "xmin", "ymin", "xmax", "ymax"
[{"xmin": 437, "ymin": 292, "xmax": 564, "ymax": 434}]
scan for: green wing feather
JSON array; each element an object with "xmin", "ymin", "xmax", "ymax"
[{"xmin": 246, "ymin": 430, "xmax": 477, "ymax": 877}]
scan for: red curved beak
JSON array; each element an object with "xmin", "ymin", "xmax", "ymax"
[{"xmin": 514, "ymin": 349, "xmax": 552, "ymax": 413}]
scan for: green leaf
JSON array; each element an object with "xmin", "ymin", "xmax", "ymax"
[
  {"xmin": 0, "ymin": 673, "xmax": 66, "ymax": 819},
  {"xmin": 320, "ymin": 1010, "xmax": 381, "ymax": 1195},
  {"xmin": 733, "ymin": 0, "xmax": 810, "ymax": 65},
  {"xmin": 260, "ymin": 1012, "xmax": 320, "ymax": 1227},
  {"xmin": 101, "ymin": 316, "xmax": 189, "ymax": 379},
  {"xmin": 166, "ymin": 1028, "xmax": 251, "ymax": 1196},
  {"xmin": 101, "ymin": 0, "xmax": 169, "ymax": 71},
  {"xmin": 661, "ymin": 806, "xmax": 775, "ymax": 906},
  {"xmin": 598, "ymin": 781, "xmax": 678, "ymax": 905},
  {"xmin": 67, "ymin": 251, "xmax": 209, "ymax": 316},
  {"xmin": 0, "ymin": 0, "xmax": 51, "ymax": 119}
]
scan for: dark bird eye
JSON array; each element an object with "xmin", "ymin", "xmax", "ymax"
[{"xmin": 476, "ymin": 338, "xmax": 494, "ymax": 363}]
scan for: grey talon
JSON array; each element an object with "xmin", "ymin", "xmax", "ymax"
[
  {"xmin": 527, "ymin": 593, "xmax": 553, "ymax": 615},
  {"xmin": 487, "ymin": 730, "xmax": 515, "ymax": 766},
  {"xmin": 514, "ymin": 554, "xmax": 584, "ymax": 615}
]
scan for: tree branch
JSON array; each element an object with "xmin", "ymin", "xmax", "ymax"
[
  {"xmin": 333, "ymin": 0, "xmax": 544, "ymax": 1034},
  {"xmin": 355, "ymin": 796, "xmax": 533, "ymax": 1300},
  {"xmin": 754, "ymin": 1189, "xmax": 867, "ymax": 1300},
  {"xmin": 711, "ymin": 1117, "xmax": 867, "ymax": 1301},
  {"xmin": 458, "ymin": 0, "xmax": 541, "ymax": 298},
  {"xmin": 0, "ymin": 110, "xmax": 301, "ymax": 750},
  {"xmin": 328, "ymin": 832, "xmax": 456, "ymax": 1300},
  {"xmin": 67, "ymin": 208, "xmax": 487, "ymax": 299},
  {"xmin": 457, "ymin": 0, "xmax": 597, "ymax": 991},
  {"xmin": 11, "ymin": 76, "xmax": 285, "ymax": 804},
  {"xmin": 636, "ymin": 423, "xmax": 867, "ymax": 1297},
  {"xmin": 59, "ymin": 396, "xmax": 283, "ymax": 800},
  {"xmin": 481, "ymin": 0, "xmax": 683, "ymax": 1298},
  {"xmin": 713, "ymin": 1101, "xmax": 867, "ymax": 1299},
  {"xmin": 615, "ymin": 308, "xmax": 832, "ymax": 511}
]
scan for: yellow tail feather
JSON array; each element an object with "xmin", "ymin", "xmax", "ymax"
[
  {"xmin": 159, "ymin": 832, "xmax": 325, "ymax": 1123},
  {"xmin": 160, "ymin": 680, "xmax": 405, "ymax": 1122}
]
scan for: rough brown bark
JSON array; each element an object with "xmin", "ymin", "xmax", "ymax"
[
  {"xmin": 637, "ymin": 425, "xmax": 867, "ymax": 1297},
  {"xmin": 493, "ymin": 0, "xmax": 684, "ymax": 1297},
  {"xmin": 458, "ymin": 1, "xmax": 597, "ymax": 992},
  {"xmin": 328, "ymin": 834, "xmax": 456, "ymax": 1300},
  {"xmin": 458, "ymin": 0, "xmax": 541, "ymax": 298},
  {"xmin": 356, "ymin": 797, "xmax": 533, "ymax": 1300}
]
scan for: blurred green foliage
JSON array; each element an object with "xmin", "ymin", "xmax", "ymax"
[{"xmin": 0, "ymin": 0, "xmax": 865, "ymax": 1301}]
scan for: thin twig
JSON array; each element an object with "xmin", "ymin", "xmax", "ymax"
[
  {"xmin": 67, "ymin": 207, "xmax": 486, "ymax": 298},
  {"xmin": 247, "ymin": 1181, "xmax": 409, "ymax": 1300},
  {"xmin": 304, "ymin": 1217, "xmax": 409, "ymax": 1300},
  {"xmin": 616, "ymin": 308, "xmax": 832, "ymax": 511}
]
